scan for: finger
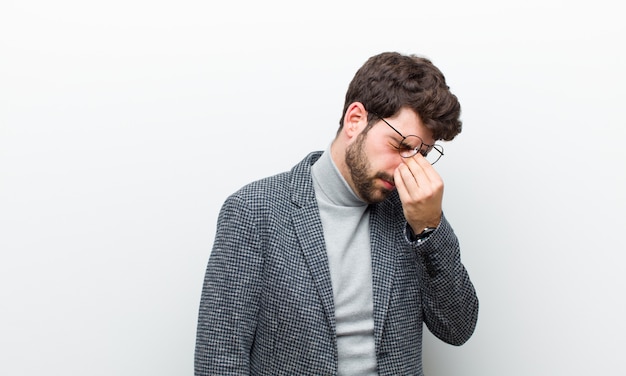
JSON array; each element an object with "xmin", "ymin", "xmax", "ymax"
[
  {"xmin": 405, "ymin": 154, "xmax": 442, "ymax": 187},
  {"xmin": 414, "ymin": 153, "xmax": 442, "ymax": 181},
  {"xmin": 403, "ymin": 157, "xmax": 445, "ymax": 202},
  {"xmin": 402, "ymin": 155, "xmax": 432, "ymax": 188},
  {"xmin": 394, "ymin": 164, "xmax": 415, "ymax": 201},
  {"xmin": 395, "ymin": 162, "xmax": 424, "ymax": 201},
  {"xmin": 414, "ymin": 154, "xmax": 443, "ymax": 196}
]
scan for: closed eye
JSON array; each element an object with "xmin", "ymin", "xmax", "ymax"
[{"xmin": 390, "ymin": 140, "xmax": 414, "ymax": 152}]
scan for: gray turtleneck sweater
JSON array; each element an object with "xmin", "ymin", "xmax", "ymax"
[{"xmin": 311, "ymin": 148, "xmax": 377, "ymax": 376}]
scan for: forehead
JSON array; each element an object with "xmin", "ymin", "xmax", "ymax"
[{"xmin": 380, "ymin": 108, "xmax": 434, "ymax": 143}]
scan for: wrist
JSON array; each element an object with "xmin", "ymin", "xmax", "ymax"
[{"xmin": 409, "ymin": 226, "xmax": 437, "ymax": 241}]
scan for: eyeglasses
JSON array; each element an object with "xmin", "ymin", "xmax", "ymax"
[{"xmin": 372, "ymin": 113, "xmax": 444, "ymax": 165}]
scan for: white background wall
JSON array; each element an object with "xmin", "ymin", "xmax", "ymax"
[{"xmin": 1, "ymin": 0, "xmax": 624, "ymax": 375}]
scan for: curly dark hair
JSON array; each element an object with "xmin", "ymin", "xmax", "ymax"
[{"xmin": 338, "ymin": 52, "xmax": 462, "ymax": 141}]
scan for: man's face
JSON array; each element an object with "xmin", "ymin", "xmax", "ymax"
[
  {"xmin": 344, "ymin": 107, "xmax": 434, "ymax": 204},
  {"xmin": 345, "ymin": 131, "xmax": 395, "ymax": 203}
]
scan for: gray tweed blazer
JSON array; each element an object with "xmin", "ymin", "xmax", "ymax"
[{"xmin": 195, "ymin": 151, "xmax": 478, "ymax": 375}]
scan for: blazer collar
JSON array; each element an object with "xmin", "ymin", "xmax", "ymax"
[{"xmin": 289, "ymin": 151, "xmax": 323, "ymax": 209}]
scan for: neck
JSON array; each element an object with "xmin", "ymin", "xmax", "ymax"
[{"xmin": 330, "ymin": 138, "xmax": 353, "ymax": 191}]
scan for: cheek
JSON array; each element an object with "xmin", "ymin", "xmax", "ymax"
[
  {"xmin": 376, "ymin": 147, "xmax": 402, "ymax": 169},
  {"xmin": 374, "ymin": 153, "xmax": 403, "ymax": 174},
  {"xmin": 364, "ymin": 138, "xmax": 403, "ymax": 172}
]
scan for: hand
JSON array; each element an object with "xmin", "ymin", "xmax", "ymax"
[{"xmin": 393, "ymin": 153, "xmax": 444, "ymax": 234}]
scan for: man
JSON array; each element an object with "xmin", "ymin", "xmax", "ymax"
[{"xmin": 195, "ymin": 51, "xmax": 479, "ymax": 375}]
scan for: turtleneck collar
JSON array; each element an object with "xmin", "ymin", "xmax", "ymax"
[{"xmin": 311, "ymin": 146, "xmax": 367, "ymax": 207}]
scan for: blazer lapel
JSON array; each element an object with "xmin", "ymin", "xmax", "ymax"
[
  {"xmin": 289, "ymin": 151, "xmax": 336, "ymax": 334},
  {"xmin": 370, "ymin": 202, "xmax": 399, "ymax": 348},
  {"xmin": 292, "ymin": 202, "xmax": 336, "ymax": 334}
]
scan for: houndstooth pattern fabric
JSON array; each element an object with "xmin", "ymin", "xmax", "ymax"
[{"xmin": 194, "ymin": 151, "xmax": 478, "ymax": 376}]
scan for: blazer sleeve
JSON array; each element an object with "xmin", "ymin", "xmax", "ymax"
[
  {"xmin": 413, "ymin": 214, "xmax": 479, "ymax": 346},
  {"xmin": 194, "ymin": 193, "xmax": 263, "ymax": 375}
]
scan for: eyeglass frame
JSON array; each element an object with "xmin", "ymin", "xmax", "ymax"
[{"xmin": 370, "ymin": 112, "xmax": 444, "ymax": 165}]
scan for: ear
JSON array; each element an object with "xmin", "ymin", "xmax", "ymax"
[{"xmin": 342, "ymin": 102, "xmax": 368, "ymax": 139}]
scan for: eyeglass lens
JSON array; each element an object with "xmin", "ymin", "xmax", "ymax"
[{"xmin": 399, "ymin": 135, "xmax": 443, "ymax": 164}]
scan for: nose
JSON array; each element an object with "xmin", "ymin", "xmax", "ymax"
[{"xmin": 392, "ymin": 154, "xmax": 406, "ymax": 174}]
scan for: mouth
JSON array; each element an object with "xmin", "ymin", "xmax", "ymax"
[{"xmin": 380, "ymin": 178, "xmax": 395, "ymax": 191}]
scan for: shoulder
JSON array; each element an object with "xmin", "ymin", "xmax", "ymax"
[{"xmin": 225, "ymin": 151, "xmax": 323, "ymax": 209}]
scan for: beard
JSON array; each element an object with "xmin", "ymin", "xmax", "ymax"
[{"xmin": 344, "ymin": 132, "xmax": 395, "ymax": 204}]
